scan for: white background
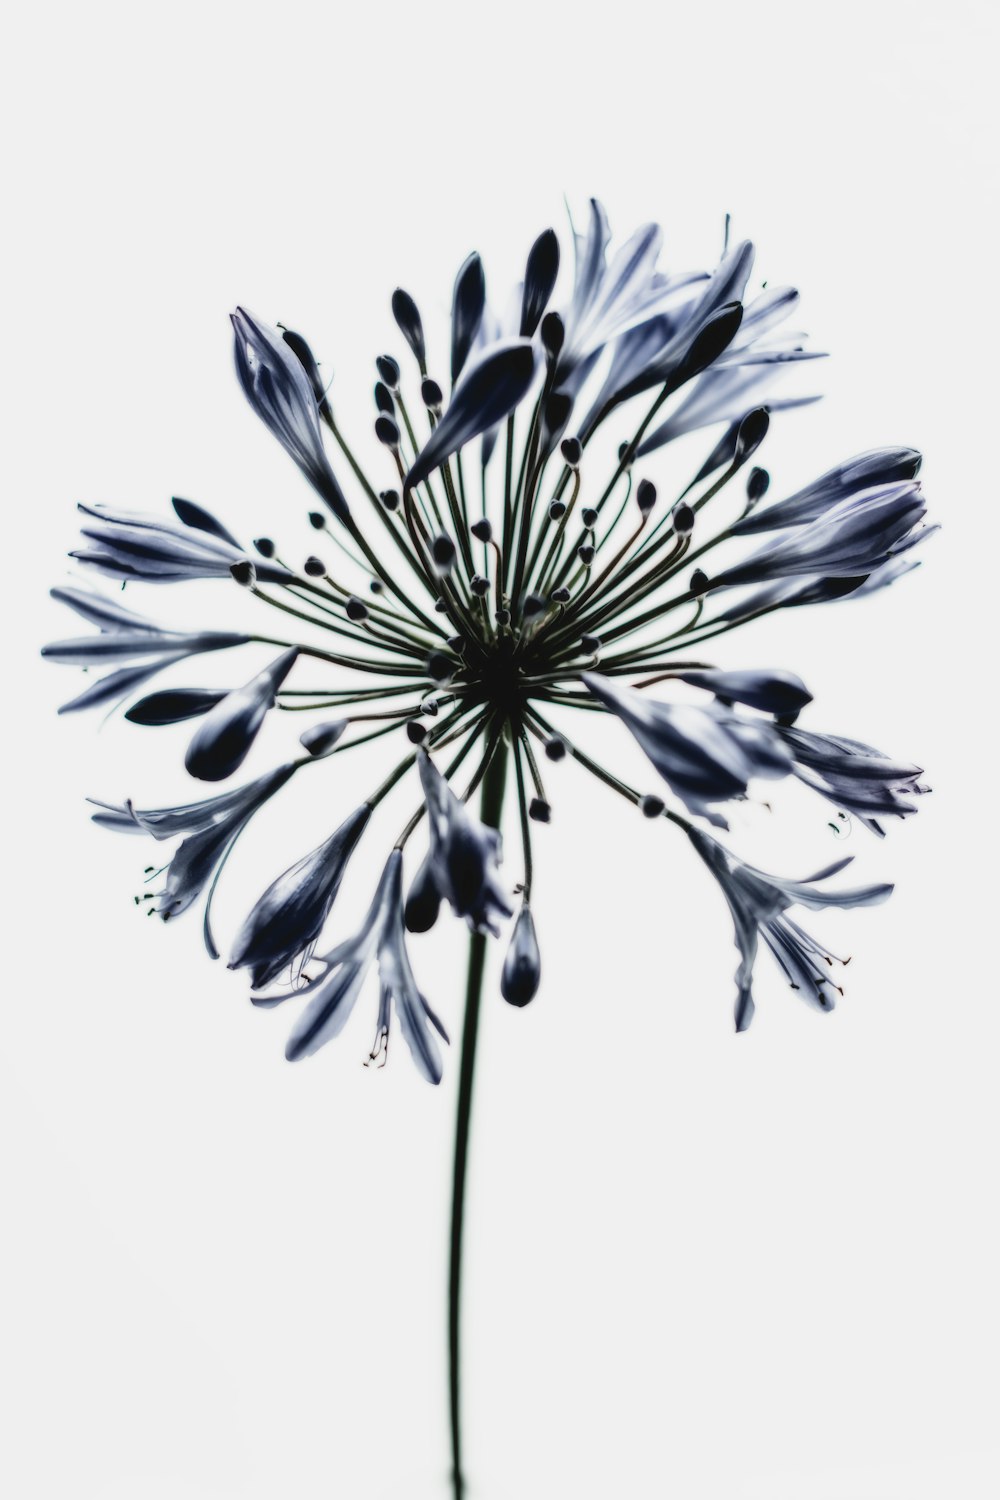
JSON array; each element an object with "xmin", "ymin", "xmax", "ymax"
[{"xmin": 2, "ymin": 2, "xmax": 998, "ymax": 1496}]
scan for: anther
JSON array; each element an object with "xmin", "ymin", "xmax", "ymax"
[
  {"xmin": 549, "ymin": 499, "xmax": 567, "ymax": 520},
  {"xmin": 230, "ymin": 560, "xmax": 256, "ymax": 587},
  {"xmin": 431, "ymin": 533, "xmax": 457, "ymax": 575},
  {"xmin": 346, "ymin": 596, "xmax": 369, "ymax": 622},
  {"xmin": 639, "ymin": 794, "xmax": 665, "ymax": 818},
  {"xmin": 426, "ymin": 651, "xmax": 455, "ymax": 685},
  {"xmin": 375, "ymin": 414, "xmax": 401, "ymax": 450},
  {"xmin": 470, "ymin": 518, "xmax": 492, "ymax": 543},
  {"xmin": 671, "ymin": 501, "xmax": 695, "ymax": 536},
  {"xmin": 308, "ymin": 511, "xmax": 325, "ymax": 529},
  {"xmin": 690, "ymin": 567, "xmax": 709, "ymax": 594},
  {"xmin": 406, "ymin": 721, "xmax": 428, "ymax": 744},
  {"xmin": 379, "ymin": 488, "xmax": 400, "ymax": 512},
  {"xmin": 581, "ymin": 507, "xmax": 599, "ymax": 530},
  {"xmin": 421, "ymin": 377, "xmax": 443, "ymax": 413},
  {"xmin": 746, "ymin": 466, "xmax": 770, "ymax": 503},
  {"xmin": 580, "ymin": 633, "xmax": 601, "ymax": 655},
  {"xmin": 636, "ymin": 479, "xmax": 657, "ymax": 517},
  {"xmin": 522, "ymin": 593, "xmax": 548, "ymax": 620},
  {"xmin": 303, "ymin": 556, "xmax": 325, "ymax": 577},
  {"xmin": 544, "ymin": 735, "xmax": 567, "ymax": 762},
  {"xmin": 560, "ymin": 436, "xmax": 582, "ymax": 468},
  {"xmin": 254, "ymin": 537, "xmax": 276, "ymax": 558},
  {"xmin": 470, "ymin": 574, "xmax": 490, "ymax": 597},
  {"xmin": 551, "ymin": 586, "xmax": 570, "ymax": 604},
  {"xmin": 374, "ymin": 381, "xmax": 394, "ymax": 415},
  {"xmin": 376, "ymin": 354, "xmax": 400, "ymax": 391},
  {"xmin": 577, "ymin": 543, "xmax": 595, "ymax": 567},
  {"xmin": 529, "ymin": 797, "xmax": 551, "ymax": 824}
]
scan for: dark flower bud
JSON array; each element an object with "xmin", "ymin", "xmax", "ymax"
[
  {"xmin": 580, "ymin": 633, "xmax": 601, "ymax": 655},
  {"xmin": 374, "ymin": 381, "xmax": 395, "ymax": 415},
  {"xmin": 308, "ymin": 511, "xmax": 325, "ymax": 529},
  {"xmin": 375, "ymin": 414, "xmax": 401, "ymax": 450},
  {"xmin": 404, "ymin": 856, "xmax": 442, "ymax": 934},
  {"xmin": 690, "ymin": 567, "xmax": 709, "ymax": 594},
  {"xmin": 672, "ymin": 501, "xmax": 695, "ymax": 536},
  {"xmin": 746, "ymin": 466, "xmax": 770, "ymax": 503},
  {"xmin": 391, "ymin": 288, "xmax": 427, "ymax": 374},
  {"xmin": 523, "ymin": 592, "xmax": 548, "ymax": 619},
  {"xmin": 549, "ymin": 499, "xmax": 567, "ymax": 520},
  {"xmin": 451, "ymin": 252, "xmax": 486, "ymax": 384},
  {"xmin": 471, "ymin": 574, "xmax": 490, "ymax": 597},
  {"xmin": 431, "ymin": 533, "xmax": 457, "ymax": 574},
  {"xmin": 640, "ymin": 794, "xmax": 665, "ymax": 818},
  {"xmin": 561, "ymin": 436, "xmax": 582, "ymax": 467},
  {"xmin": 541, "ymin": 311, "xmax": 565, "ymax": 359},
  {"xmin": 426, "ymin": 651, "xmax": 455, "ymax": 684},
  {"xmin": 529, "ymin": 797, "xmax": 551, "ymax": 824},
  {"xmin": 406, "ymin": 721, "xmax": 427, "ymax": 744},
  {"xmin": 345, "ymin": 596, "xmax": 369, "ymax": 622},
  {"xmin": 551, "ymin": 586, "xmax": 570, "ymax": 604},
  {"xmin": 279, "ymin": 326, "xmax": 333, "ymax": 424},
  {"xmin": 577, "ymin": 544, "xmax": 595, "ymax": 566},
  {"xmin": 470, "ymin": 517, "xmax": 492, "ymax": 543},
  {"xmin": 544, "ymin": 391, "xmax": 572, "ymax": 435},
  {"xmin": 581, "ymin": 507, "xmax": 599, "ymax": 529},
  {"xmin": 734, "ymin": 406, "xmax": 770, "ymax": 464},
  {"xmin": 521, "ymin": 228, "xmax": 560, "ymax": 337},
  {"xmin": 545, "ymin": 735, "xmax": 567, "ymax": 761},
  {"xmin": 299, "ymin": 719, "xmax": 348, "ymax": 756},
  {"xmin": 376, "ymin": 354, "xmax": 400, "ymax": 390},
  {"xmin": 254, "ymin": 537, "xmax": 276, "ymax": 559},
  {"xmin": 230, "ymin": 560, "xmax": 256, "ymax": 587},
  {"xmin": 501, "ymin": 906, "xmax": 541, "ymax": 1007},
  {"xmin": 303, "ymin": 555, "xmax": 325, "ymax": 577},
  {"xmin": 379, "ymin": 488, "xmax": 400, "ymax": 511},
  {"xmin": 421, "ymin": 376, "xmax": 444, "ymax": 411},
  {"xmin": 636, "ymin": 479, "xmax": 657, "ymax": 517},
  {"xmin": 495, "ymin": 607, "xmax": 511, "ymax": 627},
  {"xmin": 435, "ymin": 598, "xmax": 448, "ymax": 612}
]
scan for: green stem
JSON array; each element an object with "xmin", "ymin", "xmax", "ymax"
[{"xmin": 448, "ymin": 731, "xmax": 509, "ymax": 1500}]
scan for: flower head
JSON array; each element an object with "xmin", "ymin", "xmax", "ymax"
[{"xmin": 47, "ymin": 199, "xmax": 932, "ymax": 1076}]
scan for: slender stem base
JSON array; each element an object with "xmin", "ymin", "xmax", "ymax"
[{"xmin": 448, "ymin": 736, "xmax": 509, "ymax": 1499}]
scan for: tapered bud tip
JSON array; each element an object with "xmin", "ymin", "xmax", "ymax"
[
  {"xmin": 303, "ymin": 555, "xmax": 325, "ymax": 577},
  {"xmin": 431, "ymin": 533, "xmax": 457, "ymax": 573},
  {"xmin": 746, "ymin": 466, "xmax": 770, "ymax": 503},
  {"xmin": 391, "ymin": 288, "xmax": 427, "ymax": 372},
  {"xmin": 406, "ymin": 721, "xmax": 427, "ymax": 744},
  {"xmin": 735, "ymin": 406, "xmax": 770, "ymax": 462},
  {"xmin": 551, "ymin": 586, "xmax": 570, "ymax": 604},
  {"xmin": 690, "ymin": 567, "xmax": 709, "ymax": 595},
  {"xmin": 299, "ymin": 719, "xmax": 348, "ymax": 756},
  {"xmin": 636, "ymin": 479, "xmax": 657, "ymax": 516},
  {"xmin": 580, "ymin": 633, "xmax": 601, "ymax": 655},
  {"xmin": 376, "ymin": 354, "xmax": 400, "ymax": 390},
  {"xmin": 346, "ymin": 596, "xmax": 369, "ymax": 621},
  {"xmin": 640, "ymin": 794, "xmax": 665, "ymax": 818},
  {"xmin": 577, "ymin": 544, "xmax": 595, "ymax": 566},
  {"xmin": 549, "ymin": 499, "xmax": 567, "ymax": 520},
  {"xmin": 581, "ymin": 507, "xmax": 599, "ymax": 529},
  {"xmin": 470, "ymin": 517, "xmax": 492, "ymax": 543},
  {"xmin": 560, "ymin": 436, "xmax": 582, "ymax": 467},
  {"xmin": 541, "ymin": 311, "xmax": 565, "ymax": 358},
  {"xmin": 375, "ymin": 414, "xmax": 400, "ymax": 449},
  {"xmin": 426, "ymin": 651, "xmax": 455, "ymax": 684},
  {"xmin": 471, "ymin": 574, "xmax": 490, "ymax": 597},
  {"xmin": 672, "ymin": 501, "xmax": 695, "ymax": 536},
  {"xmin": 545, "ymin": 735, "xmax": 567, "ymax": 762},
  {"xmin": 529, "ymin": 798, "xmax": 551, "ymax": 824},
  {"xmin": 374, "ymin": 381, "xmax": 394, "ymax": 415},
  {"xmin": 421, "ymin": 377, "xmax": 443, "ymax": 410},
  {"xmin": 308, "ymin": 511, "xmax": 326, "ymax": 529},
  {"xmin": 254, "ymin": 537, "xmax": 275, "ymax": 559},
  {"xmin": 379, "ymin": 488, "xmax": 400, "ymax": 512},
  {"xmin": 230, "ymin": 560, "xmax": 256, "ymax": 587}
]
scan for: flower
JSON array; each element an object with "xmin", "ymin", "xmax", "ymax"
[
  {"xmin": 686, "ymin": 826, "xmax": 893, "ymax": 1031},
  {"xmin": 47, "ymin": 198, "xmax": 932, "ymax": 1079},
  {"xmin": 275, "ymin": 852, "xmax": 449, "ymax": 1084}
]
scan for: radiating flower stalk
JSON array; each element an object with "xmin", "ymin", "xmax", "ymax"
[{"xmin": 44, "ymin": 201, "xmax": 933, "ymax": 1496}]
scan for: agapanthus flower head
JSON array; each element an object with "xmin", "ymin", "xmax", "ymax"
[{"xmin": 45, "ymin": 198, "xmax": 933, "ymax": 1077}]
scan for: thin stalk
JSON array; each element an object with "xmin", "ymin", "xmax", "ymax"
[{"xmin": 449, "ymin": 732, "xmax": 509, "ymax": 1500}]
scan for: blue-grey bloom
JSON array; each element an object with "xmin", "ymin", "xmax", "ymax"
[
  {"xmin": 416, "ymin": 750, "xmax": 513, "ymax": 934},
  {"xmin": 778, "ymin": 725, "xmax": 928, "ymax": 835},
  {"xmin": 229, "ymin": 803, "xmax": 372, "ymax": 988},
  {"xmin": 501, "ymin": 906, "xmax": 541, "ymax": 1007},
  {"xmin": 43, "ymin": 585, "xmax": 252, "ymax": 713},
  {"xmin": 48, "ymin": 198, "xmax": 931, "ymax": 1083},
  {"xmin": 733, "ymin": 447, "xmax": 923, "ymax": 534},
  {"xmin": 709, "ymin": 482, "xmax": 927, "ymax": 590},
  {"xmin": 71, "ymin": 501, "xmax": 292, "ymax": 585},
  {"xmin": 584, "ymin": 672, "xmax": 793, "ymax": 826},
  {"xmin": 687, "ymin": 826, "xmax": 892, "ymax": 1030},
  {"xmin": 232, "ymin": 307, "xmax": 351, "ymax": 522},
  {"xmin": 185, "ymin": 648, "xmax": 298, "ymax": 782},
  {"xmin": 278, "ymin": 852, "xmax": 448, "ymax": 1083}
]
